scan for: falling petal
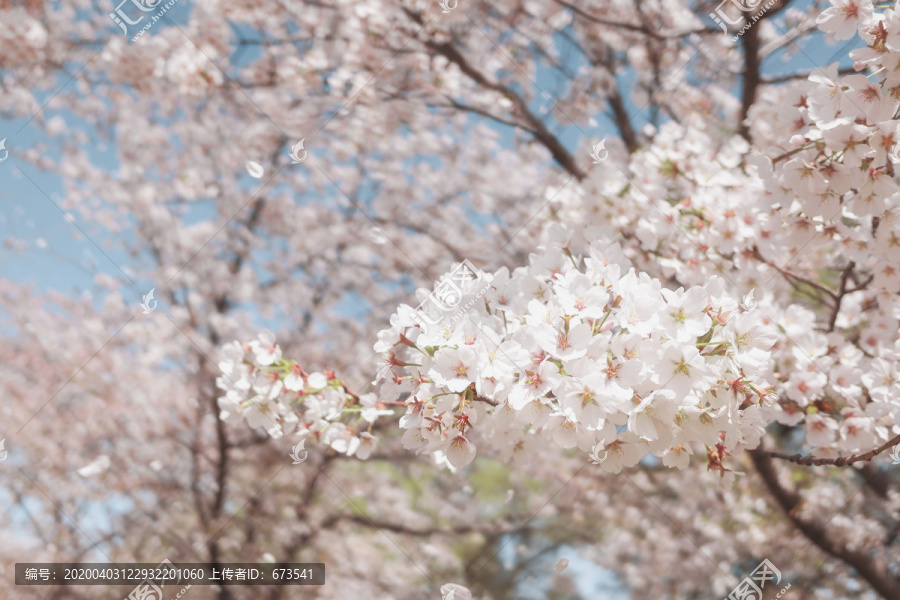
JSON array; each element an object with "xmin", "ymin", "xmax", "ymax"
[
  {"xmin": 554, "ymin": 558, "xmax": 569, "ymax": 574},
  {"xmin": 77, "ymin": 455, "xmax": 111, "ymax": 477},
  {"xmin": 504, "ymin": 489, "xmax": 514, "ymax": 504},
  {"xmin": 368, "ymin": 226, "xmax": 389, "ymax": 245},
  {"xmin": 247, "ymin": 161, "xmax": 265, "ymax": 179}
]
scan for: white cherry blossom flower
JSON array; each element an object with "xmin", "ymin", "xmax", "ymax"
[{"xmin": 817, "ymin": 0, "xmax": 874, "ymax": 40}]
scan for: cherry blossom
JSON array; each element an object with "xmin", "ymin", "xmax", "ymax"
[{"xmin": 8, "ymin": 0, "xmax": 900, "ymax": 597}]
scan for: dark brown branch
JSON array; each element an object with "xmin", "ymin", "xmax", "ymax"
[
  {"xmin": 762, "ymin": 67, "xmax": 856, "ymax": 85},
  {"xmin": 846, "ymin": 274, "xmax": 874, "ymax": 294},
  {"xmin": 827, "ymin": 261, "xmax": 855, "ymax": 332},
  {"xmin": 606, "ymin": 79, "xmax": 639, "ymax": 153},
  {"xmin": 739, "ymin": 23, "xmax": 761, "ymax": 141},
  {"xmin": 403, "ymin": 9, "xmax": 586, "ymax": 180},
  {"xmin": 856, "ymin": 462, "xmax": 891, "ymax": 499},
  {"xmin": 751, "ymin": 246, "xmax": 838, "ymax": 302},
  {"xmin": 554, "ymin": 0, "xmax": 712, "ymax": 39},
  {"xmin": 438, "ymin": 98, "xmax": 537, "ymax": 132},
  {"xmin": 771, "ymin": 143, "xmax": 816, "ymax": 164},
  {"xmin": 338, "ymin": 513, "xmax": 516, "ymax": 537},
  {"xmin": 761, "ymin": 434, "xmax": 900, "ymax": 467}
]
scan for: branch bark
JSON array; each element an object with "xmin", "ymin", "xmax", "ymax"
[
  {"xmin": 739, "ymin": 23, "xmax": 761, "ymax": 141},
  {"xmin": 761, "ymin": 434, "xmax": 900, "ymax": 467}
]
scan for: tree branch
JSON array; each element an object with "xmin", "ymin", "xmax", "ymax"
[
  {"xmin": 739, "ymin": 23, "xmax": 761, "ymax": 141},
  {"xmin": 437, "ymin": 97, "xmax": 537, "ymax": 132},
  {"xmin": 606, "ymin": 77, "xmax": 639, "ymax": 153},
  {"xmin": 827, "ymin": 261, "xmax": 855, "ymax": 332},
  {"xmin": 554, "ymin": 0, "xmax": 712, "ymax": 39},
  {"xmin": 403, "ymin": 9, "xmax": 586, "ymax": 180},
  {"xmin": 760, "ymin": 434, "xmax": 900, "ymax": 467},
  {"xmin": 337, "ymin": 513, "xmax": 516, "ymax": 537},
  {"xmin": 751, "ymin": 246, "xmax": 838, "ymax": 302},
  {"xmin": 762, "ymin": 67, "xmax": 856, "ymax": 85}
]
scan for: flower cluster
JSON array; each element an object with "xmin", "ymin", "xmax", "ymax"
[
  {"xmin": 374, "ymin": 233, "xmax": 778, "ymax": 473},
  {"xmin": 216, "ymin": 332, "xmax": 389, "ymax": 459},
  {"xmin": 762, "ymin": 300, "xmax": 900, "ymax": 456},
  {"xmin": 758, "ymin": 0, "xmax": 900, "ymax": 295},
  {"xmin": 534, "ymin": 0, "xmax": 900, "ymax": 465},
  {"xmin": 214, "ymin": 0, "xmax": 900, "ymax": 481}
]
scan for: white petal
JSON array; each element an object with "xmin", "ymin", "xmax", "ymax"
[
  {"xmin": 446, "ymin": 436, "xmax": 476, "ymax": 469},
  {"xmin": 246, "ymin": 161, "xmax": 265, "ymax": 178},
  {"xmin": 77, "ymin": 455, "xmax": 111, "ymax": 477},
  {"xmin": 307, "ymin": 372, "xmax": 328, "ymax": 389}
]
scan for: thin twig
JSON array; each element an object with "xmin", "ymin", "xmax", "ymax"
[
  {"xmin": 752, "ymin": 246, "xmax": 838, "ymax": 301},
  {"xmin": 762, "ymin": 434, "xmax": 900, "ymax": 467},
  {"xmin": 827, "ymin": 261, "xmax": 855, "ymax": 332}
]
